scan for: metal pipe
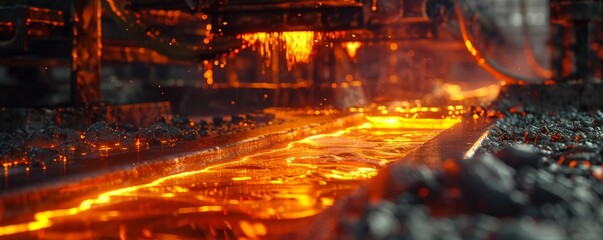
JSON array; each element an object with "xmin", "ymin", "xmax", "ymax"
[
  {"xmin": 519, "ymin": 0, "xmax": 553, "ymax": 78},
  {"xmin": 454, "ymin": 0, "xmax": 548, "ymax": 84}
]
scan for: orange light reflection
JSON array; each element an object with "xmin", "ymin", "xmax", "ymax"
[
  {"xmin": 0, "ymin": 117, "xmax": 457, "ymax": 237},
  {"xmin": 442, "ymin": 83, "xmax": 501, "ymax": 102},
  {"xmin": 366, "ymin": 116, "xmax": 461, "ymax": 129}
]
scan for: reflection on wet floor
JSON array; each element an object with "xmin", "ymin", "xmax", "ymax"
[{"xmin": 0, "ymin": 117, "xmax": 459, "ymax": 239}]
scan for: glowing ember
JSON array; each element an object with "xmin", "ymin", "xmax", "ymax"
[
  {"xmin": 342, "ymin": 41, "xmax": 362, "ymax": 59},
  {"xmin": 240, "ymin": 31, "xmax": 315, "ymax": 69}
]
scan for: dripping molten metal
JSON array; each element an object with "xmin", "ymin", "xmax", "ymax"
[{"xmin": 240, "ymin": 31, "xmax": 315, "ymax": 69}]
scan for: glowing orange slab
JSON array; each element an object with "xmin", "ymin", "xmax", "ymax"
[{"xmin": 0, "ymin": 117, "xmax": 458, "ymax": 238}]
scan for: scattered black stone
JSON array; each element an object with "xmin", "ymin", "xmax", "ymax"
[
  {"xmin": 231, "ymin": 114, "xmax": 246, "ymax": 124},
  {"xmin": 27, "ymin": 147, "xmax": 59, "ymax": 162},
  {"xmin": 459, "ymin": 153, "xmax": 527, "ymax": 216},
  {"xmin": 245, "ymin": 113, "xmax": 275, "ymax": 123},
  {"xmin": 137, "ymin": 122, "xmax": 183, "ymax": 146},
  {"xmin": 118, "ymin": 123, "xmax": 138, "ymax": 133},
  {"xmin": 212, "ymin": 116, "xmax": 224, "ymax": 126},
  {"xmin": 155, "ymin": 116, "xmax": 167, "ymax": 123},
  {"xmin": 496, "ymin": 144, "xmax": 543, "ymax": 170},
  {"xmin": 0, "ymin": 132, "xmax": 23, "ymax": 160},
  {"xmin": 83, "ymin": 121, "xmax": 126, "ymax": 147},
  {"xmin": 0, "ymin": 112, "xmax": 280, "ymax": 172},
  {"xmin": 197, "ymin": 120, "xmax": 208, "ymax": 128},
  {"xmin": 181, "ymin": 129, "xmax": 199, "ymax": 141},
  {"xmin": 56, "ymin": 140, "xmax": 93, "ymax": 155},
  {"xmin": 24, "ymin": 131, "xmax": 56, "ymax": 149},
  {"xmin": 322, "ymin": 108, "xmax": 603, "ymax": 239},
  {"xmin": 496, "ymin": 218, "xmax": 566, "ymax": 240},
  {"xmin": 44, "ymin": 126, "xmax": 79, "ymax": 142},
  {"xmin": 171, "ymin": 115, "xmax": 192, "ymax": 129}
]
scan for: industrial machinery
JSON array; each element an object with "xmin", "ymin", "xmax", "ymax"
[
  {"xmin": 0, "ymin": 0, "xmax": 486, "ymax": 113},
  {"xmin": 1, "ymin": 0, "xmax": 603, "ymax": 239}
]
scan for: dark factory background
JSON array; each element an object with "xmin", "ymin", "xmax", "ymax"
[{"xmin": 0, "ymin": 0, "xmax": 553, "ymax": 116}]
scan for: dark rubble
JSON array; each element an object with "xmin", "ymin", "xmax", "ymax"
[
  {"xmin": 317, "ymin": 109, "xmax": 603, "ymax": 240},
  {"xmin": 0, "ymin": 113, "xmax": 275, "ymax": 168}
]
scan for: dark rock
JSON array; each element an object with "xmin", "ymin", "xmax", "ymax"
[
  {"xmin": 567, "ymin": 201, "xmax": 590, "ymax": 217},
  {"xmin": 118, "ymin": 123, "xmax": 138, "ymax": 132},
  {"xmin": 0, "ymin": 133, "xmax": 21, "ymax": 159},
  {"xmin": 368, "ymin": 163, "xmax": 434, "ymax": 201},
  {"xmin": 566, "ymin": 219, "xmax": 603, "ymax": 240},
  {"xmin": 212, "ymin": 116, "xmax": 224, "ymax": 126},
  {"xmin": 496, "ymin": 218, "xmax": 565, "ymax": 240},
  {"xmin": 246, "ymin": 113, "xmax": 275, "ymax": 123},
  {"xmin": 138, "ymin": 122, "xmax": 183, "ymax": 146},
  {"xmin": 459, "ymin": 153, "xmax": 527, "ymax": 216},
  {"xmin": 44, "ymin": 126, "xmax": 78, "ymax": 142},
  {"xmin": 181, "ymin": 129, "xmax": 199, "ymax": 141},
  {"xmin": 83, "ymin": 121, "xmax": 126, "ymax": 147},
  {"xmin": 496, "ymin": 144, "xmax": 543, "ymax": 169},
  {"xmin": 515, "ymin": 167, "xmax": 538, "ymax": 191},
  {"xmin": 593, "ymin": 183, "xmax": 603, "ymax": 198},
  {"xmin": 24, "ymin": 131, "xmax": 56, "ymax": 149},
  {"xmin": 56, "ymin": 140, "xmax": 93, "ymax": 154},
  {"xmin": 27, "ymin": 147, "xmax": 59, "ymax": 162},
  {"xmin": 397, "ymin": 206, "xmax": 436, "ymax": 240},
  {"xmin": 531, "ymin": 175, "xmax": 571, "ymax": 204},
  {"xmin": 365, "ymin": 201, "xmax": 399, "ymax": 239},
  {"xmin": 172, "ymin": 115, "xmax": 191, "ymax": 128},
  {"xmin": 231, "ymin": 114, "xmax": 246, "ymax": 124},
  {"xmin": 197, "ymin": 120, "xmax": 208, "ymax": 127}
]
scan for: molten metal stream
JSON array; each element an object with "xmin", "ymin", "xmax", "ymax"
[{"xmin": 0, "ymin": 117, "xmax": 459, "ymax": 238}]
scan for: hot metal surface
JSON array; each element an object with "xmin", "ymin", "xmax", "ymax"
[
  {"xmin": 0, "ymin": 114, "xmax": 363, "ymax": 217},
  {"xmin": 0, "ymin": 117, "xmax": 457, "ymax": 239},
  {"xmin": 305, "ymin": 118, "xmax": 493, "ymax": 239}
]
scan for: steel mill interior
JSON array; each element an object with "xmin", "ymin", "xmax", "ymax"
[{"xmin": 1, "ymin": 0, "xmax": 603, "ymax": 239}]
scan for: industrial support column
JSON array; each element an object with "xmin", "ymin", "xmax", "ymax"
[
  {"xmin": 550, "ymin": 0, "xmax": 602, "ymax": 83},
  {"xmin": 71, "ymin": 0, "xmax": 101, "ymax": 104}
]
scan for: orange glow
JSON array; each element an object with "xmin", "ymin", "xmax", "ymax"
[
  {"xmin": 204, "ymin": 69, "xmax": 213, "ymax": 85},
  {"xmin": 0, "ymin": 152, "xmax": 267, "ymax": 236},
  {"xmin": 98, "ymin": 146, "xmax": 112, "ymax": 151},
  {"xmin": 594, "ymin": 168, "xmax": 603, "ymax": 180},
  {"xmin": 442, "ymin": 83, "xmax": 500, "ymax": 102},
  {"xmin": 442, "ymin": 159, "xmax": 460, "ymax": 175},
  {"xmin": 342, "ymin": 41, "xmax": 362, "ymax": 58},
  {"xmin": 345, "ymin": 74, "xmax": 354, "ymax": 81},
  {"xmin": 240, "ymin": 31, "xmax": 315, "ymax": 69},
  {"xmin": 365, "ymin": 116, "xmax": 460, "ymax": 129},
  {"xmin": 240, "ymin": 220, "xmax": 267, "ymax": 238},
  {"xmin": 201, "ymin": 81, "xmax": 362, "ymax": 90},
  {"xmin": 0, "ymin": 116, "xmax": 455, "ymax": 237},
  {"xmin": 418, "ymin": 187, "xmax": 430, "ymax": 198},
  {"xmin": 464, "ymin": 40, "xmax": 477, "ymax": 56},
  {"xmin": 232, "ymin": 176, "xmax": 251, "ymax": 181}
]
